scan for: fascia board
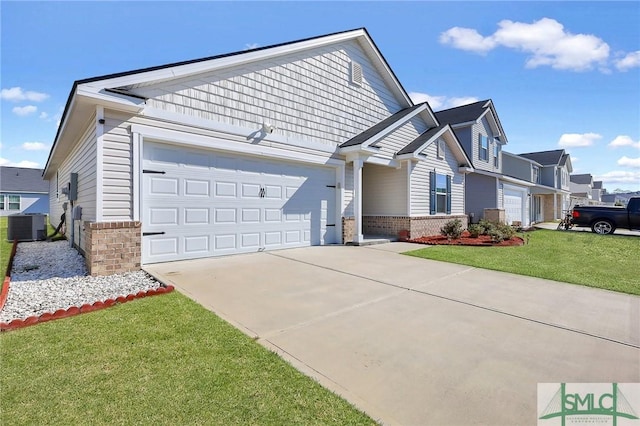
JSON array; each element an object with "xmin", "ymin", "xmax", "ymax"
[
  {"xmin": 360, "ymin": 104, "xmax": 428, "ymax": 149},
  {"xmin": 76, "ymin": 86, "xmax": 145, "ymax": 112},
  {"xmin": 82, "ymin": 30, "xmax": 370, "ymax": 89}
]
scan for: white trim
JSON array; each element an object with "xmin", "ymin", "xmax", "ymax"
[
  {"xmin": 132, "ymin": 132, "xmax": 142, "ymax": 221},
  {"xmin": 130, "ymin": 123, "xmax": 343, "ymax": 167},
  {"xmin": 352, "ymin": 158, "xmax": 364, "ymax": 243},
  {"xmin": 336, "ymin": 165, "xmax": 344, "ymax": 243},
  {"xmin": 77, "ymin": 87, "xmax": 145, "ymax": 113},
  {"xmin": 406, "ymin": 160, "xmax": 412, "ymax": 216},
  {"xmin": 95, "ymin": 106, "xmax": 104, "ymax": 222}
]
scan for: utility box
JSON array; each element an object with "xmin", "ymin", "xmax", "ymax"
[
  {"xmin": 7, "ymin": 214, "xmax": 47, "ymax": 241},
  {"xmin": 69, "ymin": 172, "xmax": 78, "ymax": 201}
]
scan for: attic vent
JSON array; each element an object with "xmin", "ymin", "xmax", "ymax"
[{"xmin": 350, "ymin": 61, "xmax": 363, "ymax": 86}]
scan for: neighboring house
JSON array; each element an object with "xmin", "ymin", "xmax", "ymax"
[
  {"xmin": 602, "ymin": 192, "xmax": 640, "ymax": 205},
  {"xmin": 0, "ymin": 166, "xmax": 49, "ymax": 216},
  {"xmin": 518, "ymin": 149, "xmax": 573, "ymax": 221},
  {"xmin": 435, "ymin": 100, "xmax": 533, "ymax": 227},
  {"xmin": 569, "ymin": 173, "xmax": 594, "ymax": 205},
  {"xmin": 43, "ymin": 28, "xmax": 473, "ymax": 275},
  {"xmin": 592, "ymin": 180, "xmax": 604, "ymax": 202}
]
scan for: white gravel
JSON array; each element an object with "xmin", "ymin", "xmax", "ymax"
[{"xmin": 1, "ymin": 241, "xmax": 162, "ymax": 323}]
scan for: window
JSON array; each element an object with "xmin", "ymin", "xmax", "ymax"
[
  {"xmin": 493, "ymin": 142, "xmax": 500, "ymax": 167},
  {"xmin": 437, "ymin": 138, "xmax": 445, "ymax": 159},
  {"xmin": 1, "ymin": 194, "xmax": 20, "ymax": 211},
  {"xmin": 430, "ymin": 172, "xmax": 451, "ymax": 215},
  {"xmin": 533, "ymin": 166, "xmax": 540, "ymax": 184},
  {"xmin": 479, "ymin": 135, "xmax": 489, "ymax": 161}
]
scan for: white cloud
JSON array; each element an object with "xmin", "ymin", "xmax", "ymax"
[
  {"xmin": 0, "ymin": 157, "xmax": 40, "ymax": 168},
  {"xmin": 39, "ymin": 112, "xmax": 49, "ymax": 120},
  {"xmin": 439, "ymin": 27, "xmax": 496, "ymax": 54},
  {"xmin": 615, "ymin": 51, "xmax": 640, "ymax": 71},
  {"xmin": 558, "ymin": 132, "xmax": 601, "ymax": 147},
  {"xmin": 608, "ymin": 135, "xmax": 640, "ymax": 149},
  {"xmin": 1, "ymin": 87, "xmax": 49, "ymax": 102},
  {"xmin": 408, "ymin": 91, "xmax": 479, "ymax": 110},
  {"xmin": 12, "ymin": 105, "xmax": 38, "ymax": 116},
  {"xmin": 440, "ymin": 18, "xmax": 610, "ymax": 72},
  {"xmin": 594, "ymin": 170, "xmax": 640, "ymax": 188},
  {"xmin": 617, "ymin": 156, "xmax": 640, "ymax": 168},
  {"xmin": 22, "ymin": 142, "xmax": 50, "ymax": 151}
]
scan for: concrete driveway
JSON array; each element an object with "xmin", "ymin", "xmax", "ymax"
[{"xmin": 145, "ymin": 244, "xmax": 640, "ymax": 425}]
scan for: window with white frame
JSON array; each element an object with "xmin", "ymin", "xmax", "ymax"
[
  {"xmin": 533, "ymin": 166, "xmax": 540, "ymax": 183},
  {"xmin": 437, "ymin": 138, "xmax": 445, "ymax": 159},
  {"xmin": 1, "ymin": 194, "xmax": 21, "ymax": 211},
  {"xmin": 493, "ymin": 142, "xmax": 500, "ymax": 167},
  {"xmin": 430, "ymin": 172, "xmax": 451, "ymax": 215},
  {"xmin": 479, "ymin": 135, "xmax": 489, "ymax": 161}
]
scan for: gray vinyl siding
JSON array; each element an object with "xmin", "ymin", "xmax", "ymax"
[
  {"xmin": 135, "ymin": 40, "xmax": 402, "ymax": 148},
  {"xmin": 50, "ymin": 115, "xmax": 98, "ymax": 252},
  {"xmin": 540, "ymin": 167, "xmax": 556, "ymax": 188},
  {"xmin": 0, "ymin": 192, "xmax": 48, "ymax": 216},
  {"xmin": 375, "ymin": 117, "xmax": 428, "ymax": 160},
  {"xmin": 470, "ymin": 117, "xmax": 501, "ymax": 173},
  {"xmin": 363, "ymin": 163, "xmax": 407, "ymax": 216},
  {"xmin": 103, "ymin": 111, "xmax": 134, "ymax": 219},
  {"xmin": 410, "ymin": 137, "xmax": 465, "ymax": 216},
  {"xmin": 502, "ymin": 155, "xmax": 533, "ymax": 182},
  {"xmin": 465, "ymin": 173, "xmax": 498, "ymax": 221}
]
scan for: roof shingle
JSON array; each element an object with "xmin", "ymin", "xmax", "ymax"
[{"xmin": 0, "ymin": 167, "xmax": 48, "ymax": 193}]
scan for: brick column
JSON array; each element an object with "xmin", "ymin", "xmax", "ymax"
[{"xmin": 84, "ymin": 221, "xmax": 141, "ymax": 276}]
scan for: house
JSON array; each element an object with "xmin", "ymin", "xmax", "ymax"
[
  {"xmin": 518, "ymin": 149, "xmax": 573, "ymax": 221},
  {"xmin": 592, "ymin": 180, "xmax": 604, "ymax": 203},
  {"xmin": 435, "ymin": 100, "xmax": 533, "ymax": 227},
  {"xmin": 43, "ymin": 28, "xmax": 473, "ymax": 275},
  {"xmin": 569, "ymin": 173, "xmax": 594, "ymax": 205},
  {"xmin": 0, "ymin": 166, "xmax": 49, "ymax": 216}
]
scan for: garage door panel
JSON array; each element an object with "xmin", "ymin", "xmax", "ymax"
[
  {"xmin": 184, "ymin": 235, "xmax": 209, "ymax": 253},
  {"xmin": 150, "ymin": 177, "xmax": 179, "ymax": 195},
  {"xmin": 214, "ymin": 208, "xmax": 237, "ymax": 224},
  {"xmin": 143, "ymin": 142, "xmax": 336, "ymax": 264},
  {"xmin": 149, "ymin": 208, "xmax": 178, "ymax": 226},
  {"xmin": 184, "ymin": 208, "xmax": 209, "ymax": 225},
  {"xmin": 215, "ymin": 181, "xmax": 237, "ymax": 197},
  {"xmin": 184, "ymin": 179, "xmax": 210, "ymax": 196}
]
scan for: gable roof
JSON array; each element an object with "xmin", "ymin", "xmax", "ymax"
[
  {"xmin": 0, "ymin": 167, "xmax": 48, "ymax": 193},
  {"xmin": 434, "ymin": 99, "xmax": 508, "ymax": 143},
  {"xmin": 339, "ymin": 103, "xmax": 432, "ymax": 149},
  {"xmin": 519, "ymin": 149, "xmax": 566, "ymax": 166},
  {"xmin": 396, "ymin": 124, "xmax": 473, "ymax": 168},
  {"xmin": 593, "ymin": 181, "xmax": 603, "ymax": 189},
  {"xmin": 44, "ymin": 28, "xmax": 416, "ymax": 178},
  {"xmin": 570, "ymin": 174, "xmax": 593, "ymax": 184}
]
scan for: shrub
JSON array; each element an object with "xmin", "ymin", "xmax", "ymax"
[
  {"xmin": 440, "ymin": 219, "xmax": 463, "ymax": 240},
  {"xmin": 467, "ymin": 224, "xmax": 483, "ymax": 238},
  {"xmin": 486, "ymin": 222, "xmax": 516, "ymax": 243},
  {"xmin": 478, "ymin": 219, "xmax": 496, "ymax": 235}
]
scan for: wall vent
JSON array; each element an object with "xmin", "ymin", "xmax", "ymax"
[{"xmin": 351, "ymin": 61, "xmax": 363, "ymax": 86}]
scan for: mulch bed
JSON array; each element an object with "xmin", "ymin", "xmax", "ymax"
[{"xmin": 409, "ymin": 231, "xmax": 524, "ymax": 247}]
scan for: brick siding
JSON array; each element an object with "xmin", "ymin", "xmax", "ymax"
[{"xmin": 84, "ymin": 221, "xmax": 141, "ymax": 276}]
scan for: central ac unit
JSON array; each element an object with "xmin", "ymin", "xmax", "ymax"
[{"xmin": 7, "ymin": 214, "xmax": 47, "ymax": 242}]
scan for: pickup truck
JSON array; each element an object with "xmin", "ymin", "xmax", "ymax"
[{"xmin": 571, "ymin": 197, "xmax": 640, "ymax": 234}]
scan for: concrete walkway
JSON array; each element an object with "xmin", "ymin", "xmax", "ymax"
[{"xmin": 145, "ymin": 244, "xmax": 640, "ymax": 425}]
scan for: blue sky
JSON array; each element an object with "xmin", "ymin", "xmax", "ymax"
[{"xmin": 1, "ymin": 1, "xmax": 639, "ymax": 191}]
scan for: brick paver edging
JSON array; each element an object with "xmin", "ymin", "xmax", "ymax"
[
  {"xmin": 0, "ymin": 285, "xmax": 175, "ymax": 332},
  {"xmin": 1, "ymin": 238, "xmax": 175, "ymax": 332},
  {"xmin": 0, "ymin": 239, "xmax": 19, "ymax": 312}
]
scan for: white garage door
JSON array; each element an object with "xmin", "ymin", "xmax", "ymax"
[
  {"xmin": 142, "ymin": 142, "xmax": 337, "ymax": 264},
  {"xmin": 504, "ymin": 189, "xmax": 524, "ymax": 226}
]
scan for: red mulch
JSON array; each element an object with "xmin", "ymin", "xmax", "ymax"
[{"xmin": 409, "ymin": 231, "xmax": 524, "ymax": 247}]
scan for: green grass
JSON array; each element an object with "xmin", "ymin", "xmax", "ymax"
[
  {"xmin": 1, "ymin": 216, "xmax": 12, "ymax": 276},
  {"xmin": 0, "ymin": 292, "xmax": 375, "ymax": 425},
  {"xmin": 405, "ymin": 229, "xmax": 640, "ymax": 295}
]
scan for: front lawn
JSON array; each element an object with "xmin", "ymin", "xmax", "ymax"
[
  {"xmin": 405, "ymin": 229, "xmax": 639, "ymax": 295},
  {"xmin": 0, "ymin": 292, "xmax": 375, "ymax": 425}
]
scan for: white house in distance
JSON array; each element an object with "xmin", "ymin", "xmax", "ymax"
[{"xmin": 43, "ymin": 28, "xmax": 473, "ymax": 275}]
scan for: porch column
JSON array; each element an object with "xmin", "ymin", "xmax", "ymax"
[
  {"xmin": 553, "ymin": 193, "xmax": 558, "ymax": 220},
  {"xmin": 353, "ymin": 158, "xmax": 364, "ymax": 243}
]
